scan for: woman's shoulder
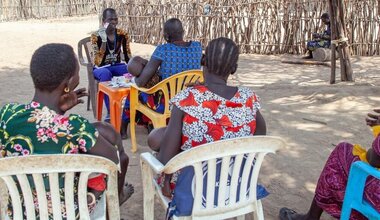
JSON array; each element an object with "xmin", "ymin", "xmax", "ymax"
[
  {"xmin": 0, "ymin": 102, "xmax": 26, "ymax": 114},
  {"xmin": 170, "ymin": 86, "xmax": 201, "ymax": 104},
  {"xmin": 236, "ymin": 86, "xmax": 258, "ymax": 97},
  {"xmin": 190, "ymin": 41, "xmax": 202, "ymax": 47}
]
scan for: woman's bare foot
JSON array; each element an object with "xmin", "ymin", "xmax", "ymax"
[{"xmin": 119, "ymin": 183, "xmax": 134, "ymax": 206}]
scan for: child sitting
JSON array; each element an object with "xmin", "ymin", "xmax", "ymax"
[{"xmin": 127, "ymin": 56, "xmax": 160, "ymax": 88}]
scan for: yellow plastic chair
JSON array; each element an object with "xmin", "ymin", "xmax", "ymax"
[{"xmin": 129, "ymin": 70, "xmax": 203, "ymax": 152}]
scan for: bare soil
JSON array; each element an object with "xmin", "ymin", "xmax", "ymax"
[{"xmin": 1, "ymin": 16, "xmax": 379, "ymax": 220}]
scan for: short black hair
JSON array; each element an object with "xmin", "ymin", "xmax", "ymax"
[
  {"xmin": 321, "ymin": 13, "xmax": 329, "ymax": 19},
  {"xmin": 102, "ymin": 8, "xmax": 116, "ymax": 21},
  {"xmin": 30, "ymin": 43, "xmax": 77, "ymax": 92},
  {"xmin": 204, "ymin": 37, "xmax": 239, "ymax": 77},
  {"xmin": 164, "ymin": 18, "xmax": 184, "ymax": 41}
]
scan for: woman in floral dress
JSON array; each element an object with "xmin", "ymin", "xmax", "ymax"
[
  {"xmin": 148, "ymin": 37, "xmax": 267, "ymax": 218},
  {"xmin": 0, "ymin": 43, "xmax": 133, "ymax": 219}
]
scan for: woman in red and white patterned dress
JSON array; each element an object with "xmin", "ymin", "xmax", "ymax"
[{"xmin": 148, "ymin": 37, "xmax": 267, "ymax": 201}]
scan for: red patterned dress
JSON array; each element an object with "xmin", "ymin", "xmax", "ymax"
[{"xmin": 158, "ymin": 85, "xmax": 262, "ymax": 189}]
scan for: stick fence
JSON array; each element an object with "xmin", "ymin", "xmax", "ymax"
[{"xmin": 1, "ymin": 0, "xmax": 379, "ymax": 56}]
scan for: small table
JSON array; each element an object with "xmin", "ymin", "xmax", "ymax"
[{"xmin": 97, "ymin": 82, "xmax": 130, "ymax": 132}]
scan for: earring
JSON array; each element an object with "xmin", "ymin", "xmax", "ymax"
[{"xmin": 64, "ymin": 87, "xmax": 70, "ymax": 93}]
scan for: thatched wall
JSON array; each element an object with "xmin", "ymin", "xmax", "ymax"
[
  {"xmin": 113, "ymin": 0, "xmax": 380, "ymax": 56},
  {"xmin": 0, "ymin": 0, "xmax": 102, "ymax": 20},
  {"xmin": 1, "ymin": 0, "xmax": 379, "ymax": 55}
]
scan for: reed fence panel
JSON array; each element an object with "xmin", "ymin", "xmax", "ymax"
[
  {"xmin": 1, "ymin": 0, "xmax": 379, "ymax": 55},
  {"xmin": 110, "ymin": 0, "xmax": 380, "ymax": 55}
]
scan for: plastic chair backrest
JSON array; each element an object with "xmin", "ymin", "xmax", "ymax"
[
  {"xmin": 133, "ymin": 70, "xmax": 203, "ymax": 116},
  {"xmin": 0, "ymin": 154, "xmax": 120, "ymax": 220},
  {"xmin": 78, "ymin": 36, "xmax": 98, "ymax": 116},
  {"xmin": 141, "ymin": 136, "xmax": 284, "ymax": 219},
  {"xmin": 78, "ymin": 36, "xmax": 93, "ymax": 66},
  {"xmin": 340, "ymin": 161, "xmax": 380, "ymax": 220}
]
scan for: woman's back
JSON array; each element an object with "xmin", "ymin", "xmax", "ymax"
[
  {"xmin": 171, "ymin": 85, "xmax": 261, "ymax": 151},
  {"xmin": 0, "ymin": 102, "xmax": 98, "ymax": 219},
  {"xmin": 152, "ymin": 41, "xmax": 202, "ymax": 79},
  {"xmin": 0, "ymin": 102, "xmax": 96, "ymax": 156}
]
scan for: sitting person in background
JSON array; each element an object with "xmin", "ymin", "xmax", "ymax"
[
  {"xmin": 304, "ymin": 13, "xmax": 331, "ymax": 59},
  {"xmin": 120, "ymin": 18, "xmax": 202, "ymax": 136},
  {"xmin": 279, "ymin": 109, "xmax": 380, "ymax": 220},
  {"xmin": 91, "ymin": 7, "xmax": 131, "ymax": 124},
  {"xmin": 148, "ymin": 37, "xmax": 267, "ymax": 218},
  {"xmin": 0, "ymin": 43, "xmax": 133, "ymax": 219}
]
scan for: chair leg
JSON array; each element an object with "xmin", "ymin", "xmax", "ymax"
[
  {"xmin": 87, "ymin": 87, "xmax": 91, "ymax": 111},
  {"xmin": 129, "ymin": 107, "xmax": 137, "ymax": 153},
  {"xmin": 252, "ymin": 200, "xmax": 264, "ymax": 220},
  {"xmin": 140, "ymin": 160, "xmax": 155, "ymax": 220}
]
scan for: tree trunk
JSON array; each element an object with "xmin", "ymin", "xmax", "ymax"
[
  {"xmin": 329, "ymin": 0, "xmax": 354, "ymax": 82},
  {"xmin": 329, "ymin": 0, "xmax": 337, "ymax": 84}
]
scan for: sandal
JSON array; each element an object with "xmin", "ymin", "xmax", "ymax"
[{"xmin": 279, "ymin": 207, "xmax": 297, "ymax": 220}]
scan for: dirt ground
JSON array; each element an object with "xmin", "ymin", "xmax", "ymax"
[{"xmin": 1, "ymin": 16, "xmax": 380, "ymax": 220}]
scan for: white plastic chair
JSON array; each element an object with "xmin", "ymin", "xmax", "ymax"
[
  {"xmin": 0, "ymin": 154, "xmax": 120, "ymax": 220},
  {"xmin": 140, "ymin": 136, "xmax": 285, "ymax": 220}
]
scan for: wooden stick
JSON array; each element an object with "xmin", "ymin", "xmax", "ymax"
[{"xmin": 281, "ymin": 60, "xmax": 332, "ymax": 67}]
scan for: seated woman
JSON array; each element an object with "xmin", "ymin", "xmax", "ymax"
[
  {"xmin": 279, "ymin": 109, "xmax": 380, "ymax": 220},
  {"xmin": 148, "ymin": 37, "xmax": 267, "ymax": 218},
  {"xmin": 120, "ymin": 18, "xmax": 203, "ymax": 136},
  {"xmin": 304, "ymin": 13, "xmax": 331, "ymax": 59},
  {"xmin": 91, "ymin": 8, "xmax": 132, "ymax": 123},
  {"xmin": 0, "ymin": 43, "xmax": 133, "ymax": 219}
]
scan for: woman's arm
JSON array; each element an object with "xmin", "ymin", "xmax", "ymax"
[
  {"xmin": 157, "ymin": 106, "xmax": 184, "ymax": 165},
  {"xmin": 134, "ymin": 58, "xmax": 162, "ymax": 87},
  {"xmin": 254, "ymin": 110, "xmax": 267, "ymax": 135}
]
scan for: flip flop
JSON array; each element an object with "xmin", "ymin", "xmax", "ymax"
[{"xmin": 279, "ymin": 207, "xmax": 297, "ymax": 220}]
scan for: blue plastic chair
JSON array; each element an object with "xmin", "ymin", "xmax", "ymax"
[{"xmin": 340, "ymin": 161, "xmax": 380, "ymax": 220}]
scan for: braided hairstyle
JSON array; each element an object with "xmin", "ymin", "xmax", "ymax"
[{"xmin": 203, "ymin": 37, "xmax": 239, "ymax": 77}]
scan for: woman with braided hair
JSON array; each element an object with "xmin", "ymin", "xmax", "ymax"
[{"xmin": 148, "ymin": 37, "xmax": 267, "ymax": 218}]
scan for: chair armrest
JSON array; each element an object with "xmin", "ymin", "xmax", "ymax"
[
  {"xmin": 130, "ymin": 82, "xmax": 168, "ymax": 95},
  {"xmin": 140, "ymin": 152, "xmax": 165, "ymax": 174}
]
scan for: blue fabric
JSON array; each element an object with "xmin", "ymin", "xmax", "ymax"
[
  {"xmin": 167, "ymin": 156, "xmax": 269, "ymax": 218},
  {"xmin": 307, "ymin": 24, "xmax": 331, "ymax": 51},
  {"xmin": 151, "ymin": 41, "xmax": 202, "ymax": 79},
  {"xmin": 93, "ymin": 63, "xmax": 128, "ymax": 119}
]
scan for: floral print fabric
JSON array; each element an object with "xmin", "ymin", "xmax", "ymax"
[
  {"xmin": 0, "ymin": 101, "xmax": 98, "ymax": 219},
  {"xmin": 171, "ymin": 85, "xmax": 261, "ymax": 151},
  {"xmin": 157, "ymin": 85, "xmax": 261, "ymax": 190},
  {"xmin": 314, "ymin": 140, "xmax": 380, "ymax": 220}
]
